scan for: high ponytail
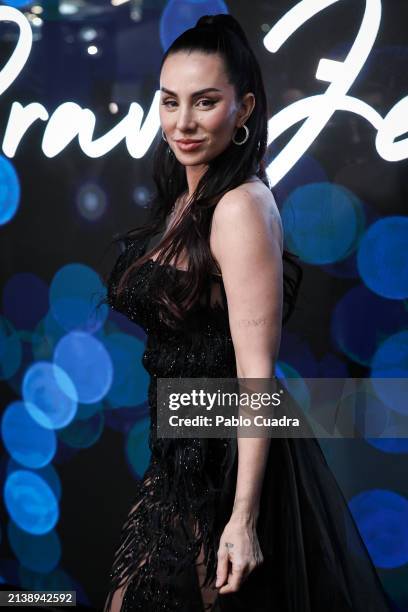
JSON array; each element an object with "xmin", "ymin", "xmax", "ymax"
[{"xmin": 195, "ymin": 14, "xmax": 250, "ymax": 47}]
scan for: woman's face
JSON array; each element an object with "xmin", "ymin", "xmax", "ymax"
[{"xmin": 159, "ymin": 51, "xmax": 254, "ymax": 166}]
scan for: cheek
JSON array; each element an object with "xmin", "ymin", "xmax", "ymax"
[
  {"xmin": 206, "ymin": 107, "xmax": 235, "ymax": 134},
  {"xmin": 159, "ymin": 109, "xmax": 166, "ymax": 127},
  {"xmin": 159, "ymin": 108, "xmax": 173, "ymax": 129}
]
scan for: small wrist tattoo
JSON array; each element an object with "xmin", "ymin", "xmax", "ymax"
[{"xmin": 225, "ymin": 542, "xmax": 234, "ymax": 549}]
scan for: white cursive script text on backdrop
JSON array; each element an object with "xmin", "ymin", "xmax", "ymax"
[{"xmin": 0, "ymin": 1, "xmax": 407, "ymax": 187}]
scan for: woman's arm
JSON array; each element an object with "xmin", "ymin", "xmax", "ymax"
[{"xmin": 210, "ymin": 183, "xmax": 283, "ymax": 593}]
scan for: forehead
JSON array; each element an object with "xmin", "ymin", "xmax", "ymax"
[{"xmin": 160, "ymin": 51, "xmax": 229, "ymax": 89}]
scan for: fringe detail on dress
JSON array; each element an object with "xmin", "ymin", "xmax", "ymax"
[{"xmin": 104, "ymin": 434, "xmax": 235, "ymax": 612}]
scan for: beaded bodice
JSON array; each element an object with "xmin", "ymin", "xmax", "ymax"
[{"xmin": 106, "ymin": 235, "xmax": 237, "ymax": 380}]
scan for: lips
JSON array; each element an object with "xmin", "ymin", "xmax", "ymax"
[{"xmin": 175, "ymin": 139, "xmax": 204, "ymax": 151}]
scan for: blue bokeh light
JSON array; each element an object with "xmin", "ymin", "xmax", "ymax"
[
  {"xmin": 371, "ymin": 329, "xmax": 408, "ymax": 377},
  {"xmin": 366, "ymin": 436, "xmax": 408, "ymax": 454},
  {"xmin": 349, "ymin": 489, "xmax": 408, "ymax": 569},
  {"xmin": 369, "ymin": 331, "xmax": 408, "ymax": 417},
  {"xmin": 133, "ymin": 185, "xmax": 152, "ymax": 208},
  {"xmin": 278, "ymin": 372, "xmax": 311, "ymax": 415},
  {"xmin": 331, "ymin": 286, "xmax": 408, "ymax": 366},
  {"xmin": 6, "ymin": 459, "xmax": 62, "ymax": 502},
  {"xmin": 321, "ymin": 205, "xmax": 378, "ymax": 280},
  {"xmin": 49, "ymin": 263, "xmax": 108, "ymax": 333},
  {"xmin": 4, "ymin": 470, "xmax": 59, "ymax": 535},
  {"xmin": 126, "ymin": 417, "xmax": 151, "ymax": 479},
  {"xmin": 271, "ymin": 152, "xmax": 327, "ymax": 205},
  {"xmin": 0, "ymin": 155, "xmax": 21, "ymax": 225},
  {"xmin": 57, "ymin": 411, "xmax": 104, "ymax": 449},
  {"xmin": 281, "ymin": 182, "xmax": 364, "ymax": 264},
  {"xmin": 76, "ymin": 182, "xmax": 107, "ymax": 221},
  {"xmin": 1, "ymin": 0, "xmax": 32, "ymax": 7},
  {"xmin": 75, "ymin": 400, "xmax": 104, "ymax": 421},
  {"xmin": 357, "ymin": 216, "xmax": 408, "ymax": 299},
  {"xmin": 352, "ymin": 391, "xmax": 392, "ymax": 439},
  {"xmin": 160, "ymin": 0, "xmax": 228, "ymax": 51},
  {"xmin": 22, "ymin": 361, "xmax": 78, "ymax": 430},
  {"xmin": 2, "ymin": 401, "xmax": 57, "ymax": 469},
  {"xmin": 103, "ymin": 333, "xmax": 149, "ymax": 408},
  {"xmin": 54, "ymin": 331, "xmax": 113, "ymax": 404},
  {"xmin": 8, "ymin": 521, "xmax": 61, "ymax": 573},
  {"xmin": 32, "ymin": 311, "xmax": 67, "ymax": 363}
]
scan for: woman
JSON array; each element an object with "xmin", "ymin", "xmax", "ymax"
[{"xmin": 101, "ymin": 14, "xmax": 392, "ymax": 612}]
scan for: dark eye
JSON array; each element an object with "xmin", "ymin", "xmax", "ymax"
[
  {"xmin": 198, "ymin": 99, "xmax": 216, "ymax": 107},
  {"xmin": 161, "ymin": 99, "xmax": 216, "ymax": 108}
]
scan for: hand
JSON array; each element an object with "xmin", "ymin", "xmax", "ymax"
[{"xmin": 215, "ymin": 515, "xmax": 264, "ymax": 594}]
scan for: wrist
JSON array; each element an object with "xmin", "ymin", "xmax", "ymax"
[
  {"xmin": 230, "ymin": 511, "xmax": 258, "ymax": 527},
  {"xmin": 230, "ymin": 498, "xmax": 259, "ymax": 525}
]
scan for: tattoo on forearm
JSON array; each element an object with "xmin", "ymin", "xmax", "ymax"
[{"xmin": 237, "ymin": 317, "xmax": 268, "ymax": 328}]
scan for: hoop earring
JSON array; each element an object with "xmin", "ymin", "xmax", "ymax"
[
  {"xmin": 232, "ymin": 124, "xmax": 249, "ymax": 145},
  {"xmin": 161, "ymin": 129, "xmax": 173, "ymax": 155}
]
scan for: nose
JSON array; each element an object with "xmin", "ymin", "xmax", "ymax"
[{"xmin": 176, "ymin": 104, "xmax": 196, "ymax": 132}]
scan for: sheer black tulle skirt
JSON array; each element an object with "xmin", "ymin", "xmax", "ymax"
[{"xmin": 104, "ymin": 377, "xmax": 392, "ymax": 612}]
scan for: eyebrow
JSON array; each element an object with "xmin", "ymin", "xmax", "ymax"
[{"xmin": 160, "ymin": 87, "xmax": 222, "ymax": 96}]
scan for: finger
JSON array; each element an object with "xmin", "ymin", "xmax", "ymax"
[
  {"xmin": 215, "ymin": 552, "xmax": 229, "ymax": 587},
  {"xmin": 218, "ymin": 563, "xmax": 246, "ymax": 594}
]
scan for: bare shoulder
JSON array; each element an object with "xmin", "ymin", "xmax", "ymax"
[{"xmin": 210, "ymin": 178, "xmax": 283, "ymax": 268}]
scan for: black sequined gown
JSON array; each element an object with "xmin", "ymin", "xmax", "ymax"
[{"xmin": 103, "ymin": 231, "xmax": 393, "ymax": 612}]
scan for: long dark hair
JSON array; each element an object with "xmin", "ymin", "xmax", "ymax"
[{"xmin": 101, "ymin": 13, "xmax": 303, "ymax": 328}]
